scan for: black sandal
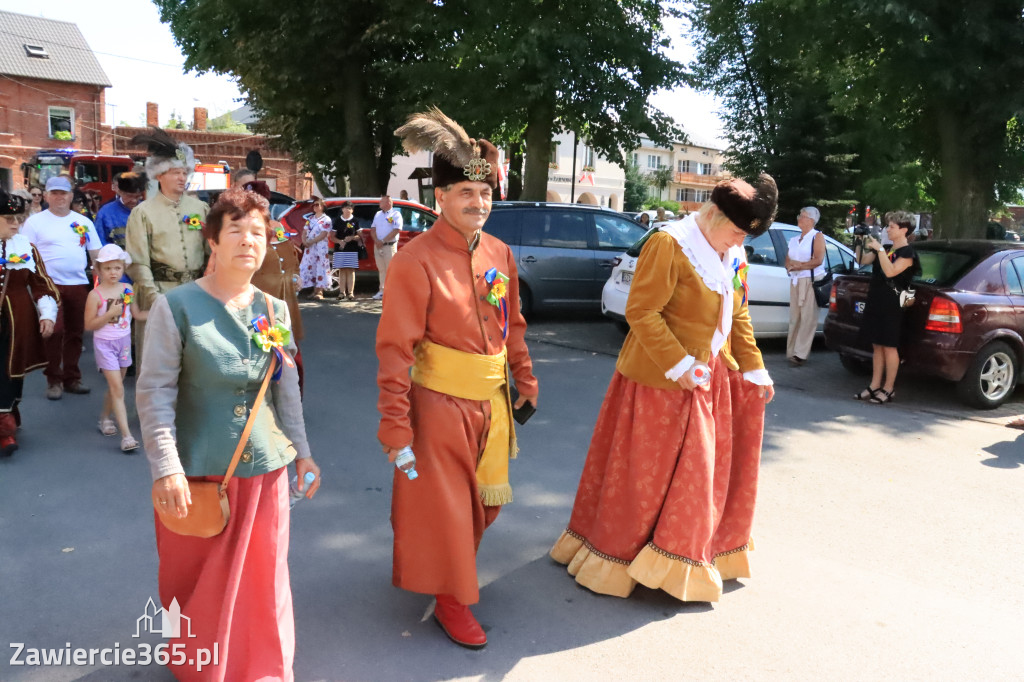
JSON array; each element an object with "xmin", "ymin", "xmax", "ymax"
[
  {"xmin": 855, "ymin": 387, "xmax": 880, "ymax": 401},
  {"xmin": 870, "ymin": 389, "xmax": 895, "ymax": 404}
]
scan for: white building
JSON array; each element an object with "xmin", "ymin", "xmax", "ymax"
[{"xmin": 387, "ymin": 130, "xmax": 626, "ymax": 208}]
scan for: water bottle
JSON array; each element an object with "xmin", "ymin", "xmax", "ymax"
[
  {"xmin": 289, "ymin": 471, "xmax": 317, "ymax": 508},
  {"xmin": 395, "ymin": 446, "xmax": 418, "ymax": 480},
  {"xmin": 690, "ymin": 364, "xmax": 711, "ymax": 386}
]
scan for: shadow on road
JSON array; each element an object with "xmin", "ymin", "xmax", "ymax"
[{"xmin": 979, "ymin": 432, "xmax": 1024, "ymax": 469}]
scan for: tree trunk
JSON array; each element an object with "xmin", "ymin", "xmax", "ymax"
[
  {"xmin": 314, "ymin": 172, "xmax": 333, "ymax": 198},
  {"xmin": 340, "ymin": 58, "xmax": 379, "ymax": 195},
  {"xmin": 936, "ymin": 109, "xmax": 993, "ymax": 239},
  {"xmin": 522, "ymin": 94, "xmax": 556, "ymax": 201},
  {"xmin": 507, "ymin": 142, "xmax": 524, "ymax": 200},
  {"xmin": 376, "ymin": 124, "xmax": 397, "ymax": 196}
]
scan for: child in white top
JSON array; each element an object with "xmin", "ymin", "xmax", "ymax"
[{"xmin": 84, "ymin": 244, "xmax": 146, "ymax": 452}]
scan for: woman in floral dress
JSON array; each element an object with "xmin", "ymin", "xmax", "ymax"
[{"xmin": 298, "ymin": 198, "xmax": 332, "ymax": 299}]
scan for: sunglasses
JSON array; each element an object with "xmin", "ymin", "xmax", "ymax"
[{"xmin": 30, "ymin": 193, "xmax": 41, "ymax": 198}]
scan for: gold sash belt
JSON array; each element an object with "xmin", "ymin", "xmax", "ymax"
[{"xmin": 411, "ymin": 339, "xmax": 517, "ymax": 505}]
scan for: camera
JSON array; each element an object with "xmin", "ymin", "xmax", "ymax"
[{"xmin": 852, "ymin": 224, "xmax": 871, "ymax": 236}]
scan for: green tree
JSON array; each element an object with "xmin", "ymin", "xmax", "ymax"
[
  {"xmin": 623, "ymin": 162, "xmax": 649, "ymax": 211},
  {"xmin": 163, "ymin": 109, "xmax": 186, "ymax": 130},
  {"xmin": 207, "ymin": 112, "xmax": 249, "ymax": 133},
  {"xmin": 646, "ymin": 166, "xmax": 674, "ymax": 202},
  {"xmin": 686, "ymin": 0, "xmax": 859, "ymax": 232}
]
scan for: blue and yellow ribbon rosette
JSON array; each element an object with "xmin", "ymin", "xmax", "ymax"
[
  {"xmin": 731, "ymin": 258, "xmax": 750, "ymax": 305},
  {"xmin": 182, "ymin": 214, "xmax": 204, "ymax": 230},
  {"xmin": 250, "ymin": 314, "xmax": 295, "ymax": 381},
  {"xmin": 70, "ymin": 221, "xmax": 88, "ymax": 246},
  {"xmin": 0, "ymin": 252, "xmax": 31, "ymax": 267},
  {"xmin": 484, "ymin": 267, "xmax": 510, "ymax": 341}
]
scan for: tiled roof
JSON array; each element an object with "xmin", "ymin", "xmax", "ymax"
[{"xmin": 0, "ymin": 10, "xmax": 110, "ymax": 87}]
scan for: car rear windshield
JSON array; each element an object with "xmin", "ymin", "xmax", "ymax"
[
  {"xmin": 913, "ymin": 249, "xmax": 976, "ymax": 286},
  {"xmin": 626, "ymin": 226, "xmax": 659, "ymax": 257}
]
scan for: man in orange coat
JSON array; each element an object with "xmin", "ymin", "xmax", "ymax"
[{"xmin": 376, "ymin": 109, "xmax": 539, "ymax": 649}]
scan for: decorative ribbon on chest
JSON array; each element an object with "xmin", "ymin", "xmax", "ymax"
[
  {"xmin": 250, "ymin": 314, "xmax": 295, "ymax": 381},
  {"xmin": 274, "ymin": 226, "xmax": 297, "ymax": 242},
  {"xmin": 182, "ymin": 214, "xmax": 204, "ymax": 230},
  {"xmin": 119, "ymin": 288, "xmax": 134, "ymax": 326},
  {"xmin": 0, "ymin": 252, "xmax": 31, "ymax": 269},
  {"xmin": 731, "ymin": 258, "xmax": 749, "ymax": 305},
  {"xmin": 70, "ymin": 221, "xmax": 88, "ymax": 247},
  {"xmin": 484, "ymin": 267, "xmax": 509, "ymax": 341}
]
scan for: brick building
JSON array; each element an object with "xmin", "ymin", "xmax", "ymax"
[
  {"xmin": 0, "ymin": 9, "xmax": 312, "ymax": 199},
  {"xmin": 0, "ymin": 10, "xmax": 110, "ymax": 191},
  {"xmin": 112, "ymin": 103, "xmax": 313, "ymax": 199}
]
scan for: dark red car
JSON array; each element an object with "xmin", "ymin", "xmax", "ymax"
[
  {"xmin": 278, "ymin": 198, "xmax": 438, "ymax": 277},
  {"xmin": 824, "ymin": 240, "xmax": 1024, "ymax": 409}
]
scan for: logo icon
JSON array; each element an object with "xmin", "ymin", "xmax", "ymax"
[{"xmin": 134, "ymin": 598, "xmax": 195, "ymax": 639}]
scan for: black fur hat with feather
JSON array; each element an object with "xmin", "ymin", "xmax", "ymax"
[
  {"xmin": 394, "ymin": 108, "xmax": 499, "ymax": 191},
  {"xmin": 130, "ymin": 126, "xmax": 196, "ymax": 179}
]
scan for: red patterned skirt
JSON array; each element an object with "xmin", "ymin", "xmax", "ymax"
[
  {"xmin": 550, "ymin": 359, "xmax": 765, "ymax": 602},
  {"xmin": 154, "ymin": 467, "xmax": 294, "ymax": 681}
]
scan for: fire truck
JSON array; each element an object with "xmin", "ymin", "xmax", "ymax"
[{"xmin": 22, "ymin": 149, "xmax": 135, "ymax": 202}]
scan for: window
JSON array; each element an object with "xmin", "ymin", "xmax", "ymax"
[
  {"xmin": 48, "ymin": 106, "xmax": 73, "ymax": 139},
  {"xmin": 549, "ymin": 142, "xmax": 558, "ymax": 164},
  {"xmin": 1006, "ymin": 259, "xmax": 1024, "ymax": 295},
  {"xmin": 743, "ymin": 232, "xmax": 779, "ymax": 265},
  {"xmin": 824, "ymin": 241, "xmax": 847, "ymax": 275},
  {"xmin": 403, "ymin": 208, "xmax": 435, "ymax": 232},
  {"xmin": 24, "ymin": 44, "xmax": 49, "ymax": 59},
  {"xmin": 521, "ymin": 211, "xmax": 589, "ymax": 249},
  {"xmin": 74, "ymin": 163, "xmax": 102, "ymax": 185},
  {"xmin": 595, "ymin": 214, "xmax": 647, "ymax": 250},
  {"xmin": 678, "ymin": 160, "xmax": 691, "ymax": 174},
  {"xmin": 675, "ymin": 189, "xmax": 684, "ymax": 202},
  {"xmin": 696, "ymin": 189, "xmax": 710, "ymax": 202},
  {"xmin": 483, "ymin": 210, "xmax": 520, "ymax": 245},
  {"xmin": 631, "ymin": 153, "xmax": 638, "ymax": 167},
  {"xmin": 583, "ymin": 146, "xmax": 595, "ymax": 168},
  {"xmin": 647, "ymin": 155, "xmax": 659, "ymax": 169}
]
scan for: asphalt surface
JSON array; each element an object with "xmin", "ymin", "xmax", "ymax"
[{"xmin": 1, "ymin": 299, "xmax": 1021, "ymax": 681}]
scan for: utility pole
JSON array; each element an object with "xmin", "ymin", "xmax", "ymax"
[{"xmin": 570, "ymin": 132, "xmax": 578, "ymax": 203}]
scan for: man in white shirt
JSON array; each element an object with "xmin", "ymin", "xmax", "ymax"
[
  {"xmin": 371, "ymin": 195, "xmax": 403, "ymax": 300},
  {"xmin": 21, "ymin": 175, "xmax": 102, "ymax": 400}
]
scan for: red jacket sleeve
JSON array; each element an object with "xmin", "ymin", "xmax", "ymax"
[
  {"xmin": 375, "ymin": 250, "xmax": 431, "ymax": 450},
  {"xmin": 504, "ymin": 245, "xmax": 538, "ymax": 397}
]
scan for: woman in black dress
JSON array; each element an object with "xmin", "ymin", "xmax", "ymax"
[
  {"xmin": 854, "ymin": 210, "xmax": 920, "ymax": 404},
  {"xmin": 330, "ymin": 201, "xmax": 362, "ymax": 300}
]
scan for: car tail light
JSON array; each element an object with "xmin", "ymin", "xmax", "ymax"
[
  {"xmin": 925, "ymin": 296, "xmax": 962, "ymax": 334},
  {"xmin": 828, "ymin": 283, "xmax": 838, "ymax": 312}
]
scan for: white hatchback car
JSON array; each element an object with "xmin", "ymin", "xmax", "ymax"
[{"xmin": 601, "ymin": 223, "xmax": 859, "ymax": 338}]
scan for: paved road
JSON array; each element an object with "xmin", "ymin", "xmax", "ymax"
[{"xmin": 1, "ymin": 301, "xmax": 1021, "ymax": 681}]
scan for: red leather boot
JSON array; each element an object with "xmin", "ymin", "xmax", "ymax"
[
  {"xmin": 0, "ymin": 413, "xmax": 18, "ymax": 457},
  {"xmin": 434, "ymin": 594, "xmax": 487, "ymax": 649}
]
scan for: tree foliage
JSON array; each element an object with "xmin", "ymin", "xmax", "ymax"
[
  {"xmin": 686, "ymin": 0, "xmax": 1024, "ymax": 238},
  {"xmin": 155, "ymin": 0, "xmax": 682, "ymax": 201},
  {"xmin": 623, "ymin": 162, "xmax": 649, "ymax": 211}
]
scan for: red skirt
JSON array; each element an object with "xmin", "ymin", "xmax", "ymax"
[
  {"xmin": 550, "ymin": 358, "xmax": 765, "ymax": 602},
  {"xmin": 154, "ymin": 467, "xmax": 294, "ymax": 682}
]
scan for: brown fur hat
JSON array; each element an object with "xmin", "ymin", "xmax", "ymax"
[{"xmin": 711, "ymin": 173, "xmax": 778, "ymax": 236}]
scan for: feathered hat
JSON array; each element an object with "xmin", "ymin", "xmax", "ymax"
[
  {"xmin": 0, "ymin": 189, "xmax": 25, "ymax": 216},
  {"xmin": 711, "ymin": 173, "xmax": 778, "ymax": 236},
  {"xmin": 394, "ymin": 108, "xmax": 499, "ymax": 190},
  {"xmin": 130, "ymin": 126, "xmax": 196, "ymax": 179},
  {"xmin": 116, "ymin": 171, "xmax": 148, "ymax": 194}
]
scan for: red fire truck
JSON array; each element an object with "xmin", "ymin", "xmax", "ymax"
[{"xmin": 22, "ymin": 149, "xmax": 135, "ymax": 202}]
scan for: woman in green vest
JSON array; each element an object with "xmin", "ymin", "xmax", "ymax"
[{"xmin": 138, "ymin": 187, "xmax": 320, "ymax": 682}]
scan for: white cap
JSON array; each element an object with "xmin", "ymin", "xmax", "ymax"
[
  {"xmin": 45, "ymin": 176, "xmax": 73, "ymax": 192},
  {"xmin": 95, "ymin": 243, "xmax": 133, "ymax": 265}
]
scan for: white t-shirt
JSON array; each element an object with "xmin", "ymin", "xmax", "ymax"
[
  {"xmin": 372, "ymin": 209, "xmax": 403, "ymax": 242},
  {"xmin": 21, "ymin": 210, "xmax": 102, "ymax": 285}
]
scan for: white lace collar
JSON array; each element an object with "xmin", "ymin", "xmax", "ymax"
[
  {"xmin": 2, "ymin": 234, "xmax": 37, "ymax": 272},
  {"xmin": 659, "ymin": 214, "xmax": 747, "ymax": 357},
  {"xmin": 660, "ymin": 214, "xmax": 746, "ymax": 295}
]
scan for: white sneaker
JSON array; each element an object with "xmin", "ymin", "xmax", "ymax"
[{"xmin": 372, "ymin": 291, "xmax": 383, "ymax": 300}]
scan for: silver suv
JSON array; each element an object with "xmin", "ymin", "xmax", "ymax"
[{"xmin": 483, "ymin": 202, "xmax": 647, "ymax": 314}]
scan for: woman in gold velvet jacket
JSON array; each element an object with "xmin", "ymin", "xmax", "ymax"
[{"xmin": 551, "ymin": 175, "xmax": 778, "ymax": 603}]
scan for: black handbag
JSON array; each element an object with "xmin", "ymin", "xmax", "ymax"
[{"xmin": 811, "ymin": 270, "xmax": 833, "ymax": 307}]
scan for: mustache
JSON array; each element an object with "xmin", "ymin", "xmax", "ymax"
[{"xmin": 462, "ymin": 208, "xmax": 489, "ymax": 216}]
